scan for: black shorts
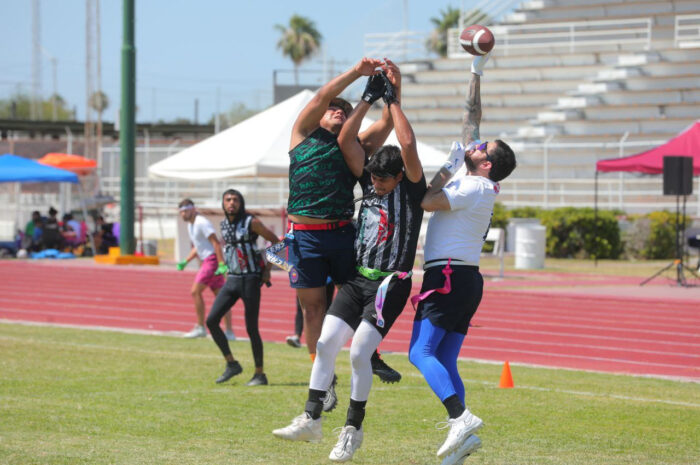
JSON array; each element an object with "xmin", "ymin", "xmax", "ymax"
[
  {"xmin": 414, "ymin": 265, "xmax": 483, "ymax": 335},
  {"xmin": 327, "ymin": 272, "xmax": 413, "ymax": 338},
  {"xmin": 287, "ymin": 224, "xmax": 356, "ymax": 288}
]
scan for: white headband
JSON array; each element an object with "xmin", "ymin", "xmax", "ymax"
[{"xmin": 178, "ymin": 205, "xmax": 195, "ymax": 212}]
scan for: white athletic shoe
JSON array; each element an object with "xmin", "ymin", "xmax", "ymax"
[
  {"xmin": 329, "ymin": 425, "xmax": 363, "ymax": 462},
  {"xmin": 224, "ymin": 329, "xmax": 236, "ymax": 341},
  {"xmin": 436, "ymin": 409, "xmax": 483, "ymax": 457},
  {"xmin": 440, "ymin": 434, "xmax": 482, "ymax": 465},
  {"xmin": 183, "ymin": 325, "xmax": 207, "ymax": 338},
  {"xmin": 272, "ymin": 413, "xmax": 322, "ymax": 442}
]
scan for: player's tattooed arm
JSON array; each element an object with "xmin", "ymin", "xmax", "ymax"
[{"xmin": 461, "ymin": 73, "xmax": 481, "ymax": 145}]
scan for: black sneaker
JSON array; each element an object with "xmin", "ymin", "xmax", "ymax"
[
  {"xmin": 245, "ymin": 373, "xmax": 268, "ymax": 386},
  {"xmin": 216, "ymin": 361, "xmax": 243, "ymax": 384},
  {"xmin": 371, "ymin": 353, "xmax": 401, "ymax": 383},
  {"xmin": 322, "ymin": 374, "xmax": 338, "ymax": 412}
]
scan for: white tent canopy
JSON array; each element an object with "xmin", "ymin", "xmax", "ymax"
[{"xmin": 148, "ymin": 90, "xmax": 450, "ymax": 180}]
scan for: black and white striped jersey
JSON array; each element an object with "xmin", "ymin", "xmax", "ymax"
[
  {"xmin": 220, "ymin": 214, "xmax": 264, "ymax": 275},
  {"xmin": 354, "ymin": 173, "xmax": 426, "ymax": 272}
]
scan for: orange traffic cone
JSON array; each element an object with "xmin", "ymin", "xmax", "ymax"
[{"xmin": 499, "ymin": 361, "xmax": 514, "ymax": 388}]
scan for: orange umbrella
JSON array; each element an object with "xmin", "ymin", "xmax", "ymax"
[{"xmin": 38, "ymin": 153, "xmax": 97, "ymax": 176}]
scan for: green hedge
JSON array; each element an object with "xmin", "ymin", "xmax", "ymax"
[
  {"xmin": 492, "ymin": 204, "xmax": 622, "ymax": 259},
  {"xmin": 623, "ymin": 210, "xmax": 689, "ymax": 259}
]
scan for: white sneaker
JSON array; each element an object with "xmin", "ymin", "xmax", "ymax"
[
  {"xmin": 329, "ymin": 425, "xmax": 363, "ymax": 462},
  {"xmin": 225, "ymin": 329, "xmax": 236, "ymax": 341},
  {"xmin": 183, "ymin": 325, "xmax": 206, "ymax": 338},
  {"xmin": 440, "ymin": 434, "xmax": 482, "ymax": 465},
  {"xmin": 286, "ymin": 335, "xmax": 301, "ymax": 348},
  {"xmin": 436, "ymin": 409, "xmax": 483, "ymax": 457},
  {"xmin": 272, "ymin": 413, "xmax": 322, "ymax": 442}
]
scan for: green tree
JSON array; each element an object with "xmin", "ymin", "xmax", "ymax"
[
  {"xmin": 275, "ymin": 14, "xmax": 322, "ymax": 85},
  {"xmin": 426, "ymin": 6, "xmax": 461, "ymax": 57},
  {"xmin": 89, "ymin": 91, "xmax": 109, "ymax": 119},
  {"xmin": 0, "ymin": 92, "xmax": 74, "ymax": 120},
  {"xmin": 209, "ymin": 102, "xmax": 259, "ymax": 129}
]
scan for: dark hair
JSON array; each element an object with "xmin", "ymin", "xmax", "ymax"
[
  {"xmin": 488, "ymin": 140, "xmax": 516, "ymax": 182},
  {"xmin": 222, "ymin": 189, "xmax": 246, "ymax": 224},
  {"xmin": 48, "ymin": 206, "xmax": 58, "ymax": 216},
  {"xmin": 366, "ymin": 145, "xmax": 404, "ymax": 178},
  {"xmin": 178, "ymin": 198, "xmax": 194, "ymax": 209}
]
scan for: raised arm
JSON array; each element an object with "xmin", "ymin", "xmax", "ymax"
[
  {"xmin": 460, "ymin": 52, "xmax": 489, "ymax": 145},
  {"xmin": 290, "ymin": 57, "xmax": 383, "ymax": 150},
  {"xmin": 385, "ymin": 84, "xmax": 422, "ymax": 182},
  {"xmin": 337, "ymin": 99, "xmax": 373, "ymax": 178}
]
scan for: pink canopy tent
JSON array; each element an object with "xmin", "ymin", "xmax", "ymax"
[{"xmin": 596, "ymin": 120, "xmax": 700, "ymax": 174}]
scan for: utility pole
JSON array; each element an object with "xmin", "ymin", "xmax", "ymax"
[
  {"xmin": 31, "ymin": 0, "xmax": 42, "ymax": 120},
  {"xmin": 194, "ymin": 98, "xmax": 199, "ymax": 124},
  {"xmin": 119, "ymin": 0, "xmax": 136, "ymax": 255},
  {"xmin": 85, "ymin": 0, "xmax": 94, "ymax": 158}
]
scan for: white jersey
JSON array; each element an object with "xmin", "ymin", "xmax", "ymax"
[
  {"xmin": 423, "ymin": 174, "xmax": 499, "ymax": 265},
  {"xmin": 187, "ymin": 214, "xmax": 217, "ymax": 260}
]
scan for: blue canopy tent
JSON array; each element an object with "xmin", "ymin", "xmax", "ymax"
[{"xmin": 0, "ymin": 154, "xmax": 96, "ymax": 254}]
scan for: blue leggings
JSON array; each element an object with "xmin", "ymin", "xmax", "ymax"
[{"xmin": 409, "ymin": 318, "xmax": 465, "ymax": 403}]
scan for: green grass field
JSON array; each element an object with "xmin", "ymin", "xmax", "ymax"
[{"xmin": 1, "ymin": 323, "xmax": 698, "ymax": 465}]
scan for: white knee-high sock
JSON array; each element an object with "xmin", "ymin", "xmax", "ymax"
[
  {"xmin": 349, "ymin": 320, "xmax": 383, "ymax": 402},
  {"xmin": 309, "ymin": 315, "xmax": 354, "ymax": 391}
]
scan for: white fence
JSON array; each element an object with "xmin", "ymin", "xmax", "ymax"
[
  {"xmin": 675, "ymin": 14, "xmax": 700, "ymax": 49},
  {"xmin": 447, "ymin": 17, "xmax": 652, "ymax": 58}
]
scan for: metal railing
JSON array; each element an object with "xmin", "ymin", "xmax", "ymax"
[
  {"xmin": 447, "ymin": 17, "xmax": 653, "ymax": 57},
  {"xmin": 674, "ymin": 14, "xmax": 700, "ymax": 49},
  {"xmin": 363, "ymin": 30, "xmax": 430, "ymax": 63}
]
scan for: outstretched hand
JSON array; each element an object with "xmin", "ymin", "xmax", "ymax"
[
  {"xmin": 382, "ymin": 58, "xmax": 401, "ymax": 90},
  {"xmin": 362, "ymin": 74, "xmax": 386, "ymax": 104},
  {"xmin": 443, "ymin": 141, "xmax": 466, "ymax": 176},
  {"xmin": 471, "ymin": 52, "xmax": 491, "ymax": 76},
  {"xmin": 355, "ymin": 57, "xmax": 384, "ymax": 76}
]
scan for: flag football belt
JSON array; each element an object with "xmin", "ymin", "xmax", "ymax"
[
  {"xmin": 410, "ymin": 258, "xmax": 455, "ymax": 310},
  {"xmin": 289, "ymin": 220, "xmax": 351, "ymax": 231},
  {"xmin": 357, "ymin": 266, "xmax": 395, "ymax": 281},
  {"xmin": 373, "ymin": 269, "xmax": 412, "ymax": 328},
  {"xmin": 265, "ymin": 233, "xmax": 296, "ymax": 273},
  {"xmin": 423, "ymin": 258, "xmax": 476, "ymax": 269}
]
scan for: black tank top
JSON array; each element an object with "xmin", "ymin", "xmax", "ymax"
[
  {"xmin": 287, "ymin": 127, "xmax": 356, "ymax": 220},
  {"xmin": 220, "ymin": 214, "xmax": 263, "ymax": 275}
]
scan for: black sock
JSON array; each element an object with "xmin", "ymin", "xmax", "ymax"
[
  {"xmin": 345, "ymin": 399, "xmax": 367, "ymax": 429},
  {"xmin": 443, "ymin": 394, "xmax": 465, "ymax": 419},
  {"xmin": 371, "ymin": 350, "xmax": 380, "ymax": 362},
  {"xmin": 305, "ymin": 389, "xmax": 325, "ymax": 420}
]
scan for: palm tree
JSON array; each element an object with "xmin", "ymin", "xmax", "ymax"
[
  {"xmin": 426, "ymin": 6, "xmax": 461, "ymax": 57},
  {"xmin": 275, "ymin": 15, "xmax": 322, "ymax": 85}
]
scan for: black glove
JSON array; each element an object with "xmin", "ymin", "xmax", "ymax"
[
  {"xmin": 362, "ymin": 74, "xmax": 386, "ymax": 104},
  {"xmin": 381, "ymin": 72, "xmax": 398, "ymax": 106}
]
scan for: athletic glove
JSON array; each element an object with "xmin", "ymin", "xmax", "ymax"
[
  {"xmin": 176, "ymin": 260, "xmax": 187, "ymax": 271},
  {"xmin": 215, "ymin": 262, "xmax": 228, "ymax": 276},
  {"xmin": 381, "ymin": 72, "xmax": 399, "ymax": 106},
  {"xmin": 361, "ymin": 74, "xmax": 386, "ymax": 104},
  {"xmin": 471, "ymin": 52, "xmax": 491, "ymax": 76},
  {"xmin": 442, "ymin": 141, "xmax": 466, "ymax": 176}
]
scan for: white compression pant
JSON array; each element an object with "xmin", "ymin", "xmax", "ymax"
[{"xmin": 308, "ymin": 315, "xmax": 384, "ymax": 402}]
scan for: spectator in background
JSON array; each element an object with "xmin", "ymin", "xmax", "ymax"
[
  {"xmin": 94, "ymin": 215, "xmax": 119, "ymax": 254},
  {"xmin": 61, "ymin": 213, "xmax": 83, "ymax": 250},
  {"xmin": 42, "ymin": 207, "xmax": 63, "ymax": 250},
  {"xmin": 22, "ymin": 211, "xmax": 44, "ymax": 252}
]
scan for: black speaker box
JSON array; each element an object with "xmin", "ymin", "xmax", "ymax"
[{"xmin": 663, "ymin": 156, "xmax": 693, "ymax": 196}]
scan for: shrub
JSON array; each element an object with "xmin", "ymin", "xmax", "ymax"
[
  {"xmin": 624, "ymin": 210, "xmax": 686, "ymax": 259},
  {"xmin": 538, "ymin": 208, "xmax": 622, "ymax": 259}
]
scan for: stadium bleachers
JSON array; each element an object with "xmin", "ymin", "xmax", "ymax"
[{"xmin": 366, "ymin": 0, "xmax": 699, "ymax": 212}]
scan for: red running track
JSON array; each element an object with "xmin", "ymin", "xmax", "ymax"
[{"xmin": 1, "ymin": 261, "xmax": 698, "ymax": 381}]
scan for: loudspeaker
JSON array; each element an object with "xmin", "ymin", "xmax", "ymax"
[{"xmin": 663, "ymin": 156, "xmax": 693, "ymax": 196}]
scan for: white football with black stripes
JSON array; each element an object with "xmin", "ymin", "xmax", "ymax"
[{"xmin": 460, "ymin": 25, "xmax": 495, "ymax": 56}]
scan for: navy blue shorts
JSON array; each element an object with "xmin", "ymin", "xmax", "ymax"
[
  {"xmin": 287, "ymin": 223, "xmax": 356, "ymax": 288},
  {"xmin": 414, "ymin": 264, "xmax": 483, "ymax": 335}
]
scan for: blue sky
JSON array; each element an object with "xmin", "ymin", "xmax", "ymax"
[{"xmin": 1, "ymin": 0, "xmax": 468, "ymax": 123}]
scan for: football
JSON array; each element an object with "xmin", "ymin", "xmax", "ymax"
[{"xmin": 459, "ymin": 25, "xmax": 495, "ymax": 55}]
